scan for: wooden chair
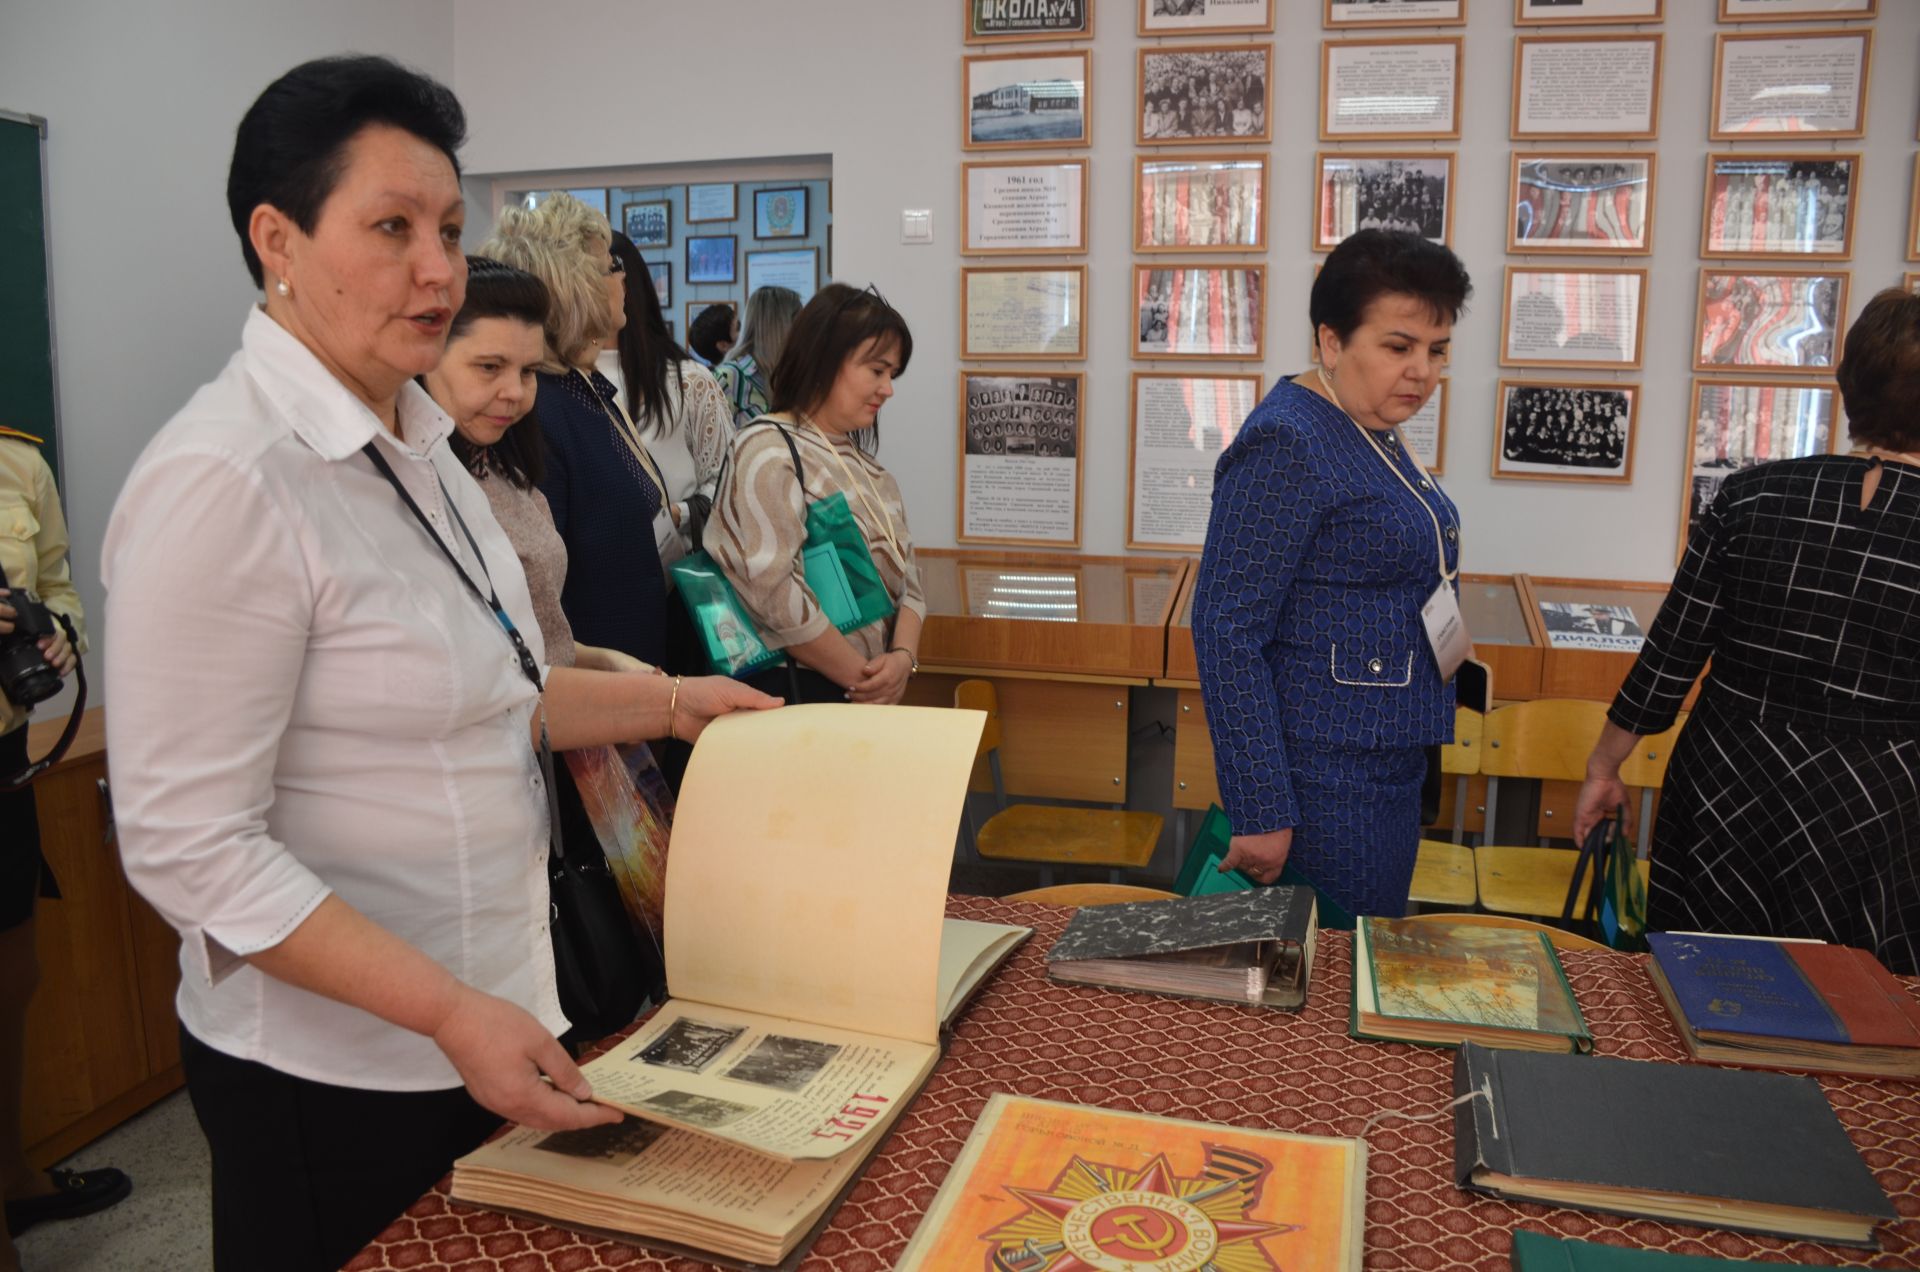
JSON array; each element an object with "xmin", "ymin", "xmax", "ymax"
[
  {"xmin": 1410, "ymin": 708, "xmax": 1485, "ymax": 909},
  {"xmin": 1393, "ymin": 911, "xmax": 1613, "ymax": 955},
  {"xmin": 1005, "ymin": 884, "xmax": 1177, "ymax": 907},
  {"xmin": 1474, "ymin": 699, "xmax": 1610, "ymax": 919},
  {"xmin": 1431, "ymin": 707, "xmax": 1486, "ymax": 842},
  {"xmin": 957, "ymin": 680, "xmax": 1163, "ymax": 886},
  {"xmin": 1617, "ymin": 713, "xmax": 1687, "ymax": 859}
]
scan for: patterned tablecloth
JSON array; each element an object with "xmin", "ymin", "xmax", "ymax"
[{"xmin": 349, "ymin": 896, "xmax": 1920, "ymax": 1271}]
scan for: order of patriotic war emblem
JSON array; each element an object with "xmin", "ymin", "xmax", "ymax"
[{"xmin": 979, "ymin": 1144, "xmax": 1296, "ymax": 1271}]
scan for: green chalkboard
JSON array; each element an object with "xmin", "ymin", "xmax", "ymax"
[{"xmin": 0, "ymin": 113, "xmax": 59, "ymax": 490}]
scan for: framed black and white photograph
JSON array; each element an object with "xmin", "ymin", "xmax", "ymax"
[
  {"xmin": 745, "ymin": 248, "xmax": 819, "ymax": 303},
  {"xmin": 1512, "ymin": 34, "xmax": 1662, "ymax": 141},
  {"xmin": 964, "ymin": 158, "xmax": 1088, "ymax": 255},
  {"xmin": 1719, "ymin": 0, "xmax": 1875, "ymax": 19},
  {"xmin": 1127, "ymin": 372, "xmax": 1262, "ymax": 549},
  {"xmin": 1712, "ymin": 29, "xmax": 1871, "ymax": 141},
  {"xmin": 1324, "ymin": 0, "xmax": 1466, "ymax": 28},
  {"xmin": 1501, "ymin": 267, "xmax": 1648, "ymax": 370},
  {"xmin": 1695, "ymin": 269, "xmax": 1849, "ymax": 374},
  {"xmin": 1682, "ymin": 378, "xmax": 1837, "ymax": 553},
  {"xmin": 1516, "ymin": 0, "xmax": 1662, "ymax": 23},
  {"xmin": 1321, "ymin": 38, "xmax": 1462, "ymax": 141},
  {"xmin": 621, "ymin": 200, "xmax": 670, "ymax": 249},
  {"xmin": 962, "ymin": 266, "xmax": 1087, "ymax": 361},
  {"xmin": 1510, "ymin": 154, "xmax": 1654, "ymax": 255},
  {"xmin": 1494, "ymin": 379, "xmax": 1638, "ymax": 483},
  {"xmin": 648, "ymin": 260, "xmax": 671, "ymax": 306},
  {"xmin": 957, "ymin": 370, "xmax": 1084, "ymax": 548},
  {"xmin": 1137, "ymin": 154, "xmax": 1267, "ymax": 252},
  {"xmin": 1140, "ymin": 0, "xmax": 1275, "ymax": 36},
  {"xmin": 964, "ymin": 50, "xmax": 1091, "ymax": 151},
  {"xmin": 685, "ymin": 234, "xmax": 737, "ymax": 285},
  {"xmin": 967, "ymin": 0, "xmax": 1092, "ymax": 42},
  {"xmin": 751, "ymin": 187, "xmax": 808, "ymax": 240},
  {"xmin": 1702, "ymin": 154, "xmax": 1858, "ymax": 260},
  {"xmin": 1134, "ymin": 265, "xmax": 1266, "ymax": 361},
  {"xmin": 1138, "ymin": 45, "xmax": 1272, "ymax": 145},
  {"xmin": 685, "ymin": 183, "xmax": 736, "ymax": 224},
  {"xmin": 1314, "ymin": 152, "xmax": 1453, "ymax": 251}
]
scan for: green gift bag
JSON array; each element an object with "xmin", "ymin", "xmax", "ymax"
[
  {"xmin": 774, "ymin": 424, "xmax": 896, "ymax": 636},
  {"xmin": 669, "ymin": 551, "xmax": 786, "ymax": 678}
]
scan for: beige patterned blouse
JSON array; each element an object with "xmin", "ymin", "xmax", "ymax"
[
  {"xmin": 474, "ymin": 468, "xmax": 577, "ymax": 669},
  {"xmin": 705, "ymin": 413, "xmax": 925, "ymax": 660}
]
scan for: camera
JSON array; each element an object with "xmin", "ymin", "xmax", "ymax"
[{"xmin": 0, "ymin": 586, "xmax": 64, "ymax": 708}]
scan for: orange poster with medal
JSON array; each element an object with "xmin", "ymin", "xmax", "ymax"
[{"xmin": 894, "ymin": 1094, "xmax": 1364, "ymax": 1272}]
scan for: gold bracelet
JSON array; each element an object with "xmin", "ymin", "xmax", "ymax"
[{"xmin": 668, "ymin": 675, "xmax": 682, "ymax": 741}]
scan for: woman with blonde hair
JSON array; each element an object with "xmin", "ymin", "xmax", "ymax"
[
  {"xmin": 715, "ymin": 285, "xmax": 803, "ymax": 431},
  {"xmin": 485, "ymin": 195, "xmax": 673, "ymax": 668}
]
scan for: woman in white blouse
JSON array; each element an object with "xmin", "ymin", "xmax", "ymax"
[{"xmin": 100, "ymin": 57, "xmax": 775, "ymax": 1272}]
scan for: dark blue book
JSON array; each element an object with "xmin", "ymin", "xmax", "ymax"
[{"xmin": 1646, "ymin": 933, "xmax": 1845, "ymax": 1045}]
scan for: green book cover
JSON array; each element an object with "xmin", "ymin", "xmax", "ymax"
[
  {"xmin": 1511, "ymin": 1229, "xmax": 1821, "ymax": 1270},
  {"xmin": 1175, "ymin": 806, "xmax": 1357, "ymax": 927}
]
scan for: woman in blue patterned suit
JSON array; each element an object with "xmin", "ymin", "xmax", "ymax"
[{"xmin": 1193, "ymin": 230, "xmax": 1471, "ymax": 920}]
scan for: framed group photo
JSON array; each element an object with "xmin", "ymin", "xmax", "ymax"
[
  {"xmin": 1501, "ymin": 267, "xmax": 1648, "ymax": 370},
  {"xmin": 621, "ymin": 200, "xmax": 670, "ymax": 248},
  {"xmin": 685, "ymin": 183, "xmax": 736, "ymax": 224},
  {"xmin": 1712, "ymin": 29, "xmax": 1871, "ymax": 141},
  {"xmin": 957, "ymin": 370, "xmax": 1085, "ymax": 548},
  {"xmin": 1701, "ymin": 153, "xmax": 1859, "ymax": 260},
  {"xmin": 1321, "ymin": 38, "xmax": 1462, "ymax": 141},
  {"xmin": 1695, "ymin": 269, "xmax": 1849, "ymax": 374},
  {"xmin": 1511, "ymin": 34, "xmax": 1661, "ymax": 141},
  {"xmin": 964, "ymin": 159, "xmax": 1087, "ymax": 256},
  {"xmin": 1136, "ymin": 154, "xmax": 1267, "ymax": 252},
  {"xmin": 744, "ymin": 248, "xmax": 819, "ymax": 303},
  {"xmin": 1719, "ymin": 0, "xmax": 1875, "ymax": 19},
  {"xmin": 1127, "ymin": 371, "xmax": 1262, "ymax": 550},
  {"xmin": 1138, "ymin": 44, "xmax": 1272, "ymax": 145},
  {"xmin": 1509, "ymin": 154, "xmax": 1653, "ymax": 255},
  {"xmin": 685, "ymin": 234, "xmax": 737, "ymax": 285},
  {"xmin": 1516, "ymin": 0, "xmax": 1662, "ymax": 21},
  {"xmin": 1682, "ymin": 377, "xmax": 1837, "ymax": 553},
  {"xmin": 752, "ymin": 187, "xmax": 808, "ymax": 240},
  {"xmin": 1134, "ymin": 265, "xmax": 1266, "ymax": 361},
  {"xmin": 961, "ymin": 265, "xmax": 1087, "ymax": 361},
  {"xmin": 1315, "ymin": 152, "xmax": 1453, "ymax": 251},
  {"xmin": 964, "ymin": 50, "xmax": 1091, "ymax": 151},
  {"xmin": 1140, "ymin": 0, "xmax": 1274, "ymax": 36},
  {"xmin": 1324, "ymin": 0, "xmax": 1465, "ymax": 27},
  {"xmin": 1494, "ymin": 379, "xmax": 1638, "ymax": 484},
  {"xmin": 966, "ymin": 0, "xmax": 1091, "ymax": 42}
]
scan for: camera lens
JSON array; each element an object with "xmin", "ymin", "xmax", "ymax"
[{"xmin": 0, "ymin": 645, "xmax": 60, "ymax": 708}]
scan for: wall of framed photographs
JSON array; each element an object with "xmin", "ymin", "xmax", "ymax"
[{"xmin": 446, "ymin": 0, "xmax": 1920, "ymax": 581}]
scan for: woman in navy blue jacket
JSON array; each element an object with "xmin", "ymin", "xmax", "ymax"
[{"xmin": 1193, "ymin": 230, "xmax": 1471, "ymax": 920}]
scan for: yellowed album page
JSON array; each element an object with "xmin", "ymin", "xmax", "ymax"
[
  {"xmin": 581, "ymin": 999, "xmax": 936, "ymax": 1161},
  {"xmin": 665, "ymin": 704, "xmax": 986, "ymax": 1046}
]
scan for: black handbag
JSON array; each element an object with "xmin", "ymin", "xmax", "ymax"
[{"xmin": 362, "ymin": 443, "xmax": 650, "ymax": 1044}]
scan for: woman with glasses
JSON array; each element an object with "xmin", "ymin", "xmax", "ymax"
[{"xmin": 705, "ymin": 284, "xmax": 926, "ymax": 705}]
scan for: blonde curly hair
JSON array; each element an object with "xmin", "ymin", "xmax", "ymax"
[{"xmin": 481, "ymin": 193, "xmax": 614, "ymax": 370}]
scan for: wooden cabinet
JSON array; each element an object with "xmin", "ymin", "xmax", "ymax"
[{"xmin": 21, "ymin": 708, "xmax": 181, "ymax": 1167}]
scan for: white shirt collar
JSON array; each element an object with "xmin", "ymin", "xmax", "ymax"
[{"xmin": 239, "ymin": 306, "xmax": 454, "ymax": 462}]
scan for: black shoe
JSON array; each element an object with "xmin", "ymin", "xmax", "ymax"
[{"xmin": 5, "ymin": 1167, "xmax": 133, "ymax": 1236}]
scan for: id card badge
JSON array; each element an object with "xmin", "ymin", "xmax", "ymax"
[{"xmin": 1421, "ymin": 580, "xmax": 1473, "ymax": 682}]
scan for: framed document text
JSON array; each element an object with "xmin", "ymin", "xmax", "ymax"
[
  {"xmin": 1324, "ymin": 0, "xmax": 1465, "ymax": 28},
  {"xmin": 1494, "ymin": 379, "xmax": 1638, "ymax": 484},
  {"xmin": 1719, "ymin": 0, "xmax": 1874, "ymax": 19},
  {"xmin": 1136, "ymin": 154, "xmax": 1267, "ymax": 252},
  {"xmin": 1511, "ymin": 35, "xmax": 1661, "ymax": 141},
  {"xmin": 1711, "ymin": 29, "xmax": 1870, "ymax": 141},
  {"xmin": 1516, "ymin": 0, "xmax": 1661, "ymax": 22},
  {"xmin": 1682, "ymin": 378, "xmax": 1836, "ymax": 552},
  {"xmin": 685, "ymin": 184, "xmax": 736, "ymax": 223},
  {"xmin": 1315, "ymin": 152, "xmax": 1453, "ymax": 251},
  {"xmin": 1401, "ymin": 378, "xmax": 1449, "ymax": 474},
  {"xmin": 1138, "ymin": 45, "xmax": 1273, "ymax": 145},
  {"xmin": 1321, "ymin": 38, "xmax": 1462, "ymax": 141},
  {"xmin": 1134, "ymin": 265, "xmax": 1266, "ymax": 361},
  {"xmin": 744, "ymin": 248, "xmax": 818, "ymax": 303},
  {"xmin": 1701, "ymin": 153, "xmax": 1858, "ymax": 260},
  {"xmin": 1500, "ymin": 267, "xmax": 1648, "ymax": 370},
  {"xmin": 967, "ymin": 0, "xmax": 1092, "ymax": 43},
  {"xmin": 1140, "ymin": 0, "xmax": 1274, "ymax": 36},
  {"xmin": 1510, "ymin": 154, "xmax": 1653, "ymax": 255},
  {"xmin": 962, "ymin": 266, "xmax": 1087, "ymax": 361},
  {"xmin": 1127, "ymin": 372, "xmax": 1262, "ymax": 549},
  {"xmin": 964, "ymin": 50, "xmax": 1090, "ymax": 151},
  {"xmin": 1695, "ymin": 269, "xmax": 1848, "ymax": 374},
  {"xmin": 963, "ymin": 159, "xmax": 1088, "ymax": 255},
  {"xmin": 958, "ymin": 370, "xmax": 1084, "ymax": 548}
]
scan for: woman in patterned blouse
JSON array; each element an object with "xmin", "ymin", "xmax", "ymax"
[{"xmin": 1576, "ymin": 288, "xmax": 1920, "ymax": 973}]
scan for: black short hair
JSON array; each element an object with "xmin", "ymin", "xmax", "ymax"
[
  {"xmin": 769, "ymin": 284, "xmax": 913, "ymax": 457},
  {"xmin": 1309, "ymin": 229, "xmax": 1471, "ymax": 344},
  {"xmin": 227, "ymin": 55, "xmax": 466, "ymax": 288},
  {"xmin": 440, "ymin": 256, "xmax": 548, "ymax": 491},
  {"xmin": 1838, "ymin": 287, "xmax": 1920, "ymax": 451},
  {"xmin": 688, "ymin": 303, "xmax": 736, "ymax": 364}
]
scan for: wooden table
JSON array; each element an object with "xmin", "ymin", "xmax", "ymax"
[{"xmin": 350, "ymin": 896, "xmax": 1920, "ymax": 1270}]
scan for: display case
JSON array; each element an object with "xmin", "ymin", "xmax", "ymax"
[
  {"xmin": 1518, "ymin": 574, "xmax": 1673, "ymax": 703},
  {"xmin": 1459, "ymin": 573, "xmax": 1545, "ymax": 701}
]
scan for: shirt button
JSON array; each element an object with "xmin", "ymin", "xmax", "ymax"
[
  {"xmin": 1368, "ymin": 657, "xmax": 1384, "ymax": 674},
  {"xmin": 1446, "ymin": 526, "xmax": 1459, "ymax": 543},
  {"xmin": 1384, "ymin": 433, "xmax": 1399, "ymax": 447},
  {"xmin": 1418, "ymin": 479, "xmax": 1432, "ymax": 491}
]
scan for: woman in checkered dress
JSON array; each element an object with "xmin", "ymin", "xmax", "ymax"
[{"xmin": 1575, "ymin": 288, "xmax": 1920, "ymax": 974}]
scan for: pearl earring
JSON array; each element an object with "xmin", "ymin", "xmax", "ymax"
[{"xmin": 276, "ymin": 278, "xmax": 291, "ymax": 298}]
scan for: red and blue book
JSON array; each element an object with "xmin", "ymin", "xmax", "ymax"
[{"xmin": 1647, "ymin": 932, "xmax": 1920, "ymax": 1080}]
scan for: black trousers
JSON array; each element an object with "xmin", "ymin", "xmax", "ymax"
[{"xmin": 180, "ymin": 1028, "xmax": 499, "ymax": 1272}]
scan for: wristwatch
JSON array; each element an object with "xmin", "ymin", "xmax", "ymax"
[{"xmin": 889, "ymin": 646, "xmax": 919, "ymax": 675}]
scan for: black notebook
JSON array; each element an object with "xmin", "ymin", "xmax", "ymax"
[
  {"xmin": 1044, "ymin": 886, "xmax": 1317, "ymax": 1009},
  {"xmin": 1453, "ymin": 1043, "xmax": 1893, "ymax": 1247}
]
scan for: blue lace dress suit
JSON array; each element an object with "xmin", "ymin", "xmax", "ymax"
[{"xmin": 1193, "ymin": 378, "xmax": 1460, "ymax": 918}]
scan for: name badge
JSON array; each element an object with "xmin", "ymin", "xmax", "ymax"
[{"xmin": 1421, "ymin": 581, "xmax": 1473, "ymax": 682}]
